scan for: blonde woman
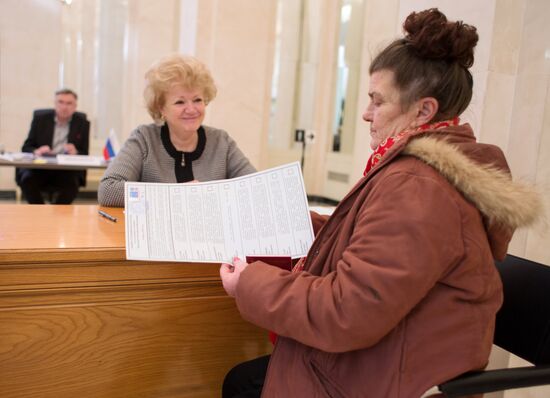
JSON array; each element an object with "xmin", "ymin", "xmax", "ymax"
[{"xmin": 98, "ymin": 54, "xmax": 255, "ymax": 207}]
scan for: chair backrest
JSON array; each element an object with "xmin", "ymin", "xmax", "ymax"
[{"xmin": 494, "ymin": 254, "xmax": 550, "ymax": 365}]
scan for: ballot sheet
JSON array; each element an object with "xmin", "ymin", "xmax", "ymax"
[{"xmin": 124, "ymin": 162, "xmax": 314, "ymax": 263}]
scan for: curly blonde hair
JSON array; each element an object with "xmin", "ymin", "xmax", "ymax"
[{"xmin": 144, "ymin": 54, "xmax": 217, "ymax": 123}]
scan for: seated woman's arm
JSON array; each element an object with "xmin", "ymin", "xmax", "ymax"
[
  {"xmin": 234, "ymin": 169, "xmax": 465, "ymax": 353},
  {"xmin": 98, "ymin": 132, "xmax": 145, "ymax": 207},
  {"xmin": 225, "ymin": 133, "xmax": 256, "ymax": 178}
]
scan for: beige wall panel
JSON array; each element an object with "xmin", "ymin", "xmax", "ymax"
[
  {"xmin": 195, "ymin": 0, "xmax": 277, "ymax": 169},
  {"xmin": 350, "ymin": 0, "xmax": 400, "ymax": 184},
  {"xmin": 0, "ymin": 0, "xmax": 63, "ymax": 190},
  {"xmin": 479, "ymin": 73, "xmax": 516, "ymax": 150}
]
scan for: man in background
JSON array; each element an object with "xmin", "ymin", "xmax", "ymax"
[{"xmin": 16, "ymin": 88, "xmax": 90, "ymax": 204}]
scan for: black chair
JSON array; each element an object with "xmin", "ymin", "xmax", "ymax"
[{"xmin": 435, "ymin": 254, "xmax": 550, "ymax": 397}]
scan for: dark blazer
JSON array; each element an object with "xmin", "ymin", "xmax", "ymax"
[{"xmin": 16, "ymin": 109, "xmax": 90, "ymax": 186}]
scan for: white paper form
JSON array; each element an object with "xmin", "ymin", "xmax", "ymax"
[{"xmin": 124, "ymin": 162, "xmax": 314, "ymax": 263}]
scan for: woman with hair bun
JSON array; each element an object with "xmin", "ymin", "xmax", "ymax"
[{"xmin": 220, "ymin": 9, "xmax": 542, "ymax": 397}]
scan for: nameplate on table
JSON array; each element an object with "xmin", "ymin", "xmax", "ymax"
[{"xmin": 57, "ymin": 154, "xmax": 105, "ymax": 166}]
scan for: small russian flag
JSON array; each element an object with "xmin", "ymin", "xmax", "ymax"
[{"xmin": 103, "ymin": 129, "xmax": 120, "ymax": 161}]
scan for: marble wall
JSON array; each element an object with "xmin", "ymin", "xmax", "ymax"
[
  {"xmin": 484, "ymin": 0, "xmax": 550, "ymax": 268},
  {"xmin": 0, "ymin": 0, "xmax": 62, "ymax": 189},
  {"xmin": 194, "ymin": 0, "xmax": 277, "ymax": 167}
]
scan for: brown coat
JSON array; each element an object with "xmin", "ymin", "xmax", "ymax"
[{"xmin": 235, "ymin": 124, "xmax": 542, "ymax": 397}]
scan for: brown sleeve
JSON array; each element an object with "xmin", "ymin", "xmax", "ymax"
[{"xmin": 235, "ymin": 168, "xmax": 465, "ymax": 353}]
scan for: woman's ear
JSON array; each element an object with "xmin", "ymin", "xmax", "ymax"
[{"xmin": 414, "ymin": 97, "xmax": 439, "ymax": 125}]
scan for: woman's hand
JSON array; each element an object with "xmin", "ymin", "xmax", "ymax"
[{"xmin": 219, "ymin": 257, "xmax": 249, "ymax": 297}]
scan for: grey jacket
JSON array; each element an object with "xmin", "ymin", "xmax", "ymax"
[{"xmin": 98, "ymin": 123, "xmax": 256, "ymax": 207}]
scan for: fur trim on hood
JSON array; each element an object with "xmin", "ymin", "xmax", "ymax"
[{"xmin": 402, "ymin": 136, "xmax": 543, "ymax": 229}]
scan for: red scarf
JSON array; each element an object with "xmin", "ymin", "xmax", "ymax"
[{"xmin": 363, "ymin": 117, "xmax": 459, "ymax": 176}]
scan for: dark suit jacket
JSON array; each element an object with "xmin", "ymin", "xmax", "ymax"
[{"xmin": 16, "ymin": 109, "xmax": 90, "ymax": 186}]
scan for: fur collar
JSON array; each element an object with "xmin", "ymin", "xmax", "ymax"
[{"xmin": 402, "ymin": 136, "xmax": 543, "ymax": 229}]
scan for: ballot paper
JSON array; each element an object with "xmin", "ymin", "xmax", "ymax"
[{"xmin": 124, "ymin": 161, "xmax": 314, "ymax": 263}]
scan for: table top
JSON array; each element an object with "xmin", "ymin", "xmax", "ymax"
[{"xmin": 0, "ymin": 204, "xmax": 125, "ymax": 251}]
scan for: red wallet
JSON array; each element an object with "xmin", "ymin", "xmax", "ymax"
[{"xmin": 245, "ymin": 255, "xmax": 292, "ymax": 271}]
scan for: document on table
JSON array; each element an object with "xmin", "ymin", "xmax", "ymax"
[
  {"xmin": 0, "ymin": 152, "xmax": 34, "ymax": 161},
  {"xmin": 57, "ymin": 154, "xmax": 105, "ymax": 166},
  {"xmin": 124, "ymin": 161, "xmax": 315, "ymax": 263}
]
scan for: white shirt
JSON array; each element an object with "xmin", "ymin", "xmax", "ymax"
[{"xmin": 51, "ymin": 117, "xmax": 70, "ymax": 154}]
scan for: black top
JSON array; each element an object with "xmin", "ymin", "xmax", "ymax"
[{"xmin": 160, "ymin": 124, "xmax": 206, "ymax": 182}]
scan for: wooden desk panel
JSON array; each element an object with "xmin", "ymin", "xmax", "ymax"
[{"xmin": 0, "ymin": 205, "xmax": 271, "ymax": 398}]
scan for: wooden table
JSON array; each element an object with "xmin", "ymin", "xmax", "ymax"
[{"xmin": 0, "ymin": 205, "xmax": 271, "ymax": 398}]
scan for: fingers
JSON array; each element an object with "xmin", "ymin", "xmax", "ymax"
[
  {"xmin": 233, "ymin": 256, "xmax": 243, "ymax": 266},
  {"xmin": 219, "ymin": 262, "xmax": 234, "ymax": 276},
  {"xmin": 233, "ymin": 257, "xmax": 249, "ymax": 271},
  {"xmin": 35, "ymin": 145, "xmax": 51, "ymax": 156},
  {"xmin": 64, "ymin": 144, "xmax": 77, "ymax": 155},
  {"xmin": 220, "ymin": 257, "xmax": 247, "ymax": 277},
  {"xmin": 219, "ymin": 262, "xmax": 237, "ymax": 297}
]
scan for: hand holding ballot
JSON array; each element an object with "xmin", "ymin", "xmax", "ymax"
[
  {"xmin": 220, "ymin": 257, "xmax": 249, "ymax": 297},
  {"xmin": 220, "ymin": 255, "xmax": 293, "ymax": 297}
]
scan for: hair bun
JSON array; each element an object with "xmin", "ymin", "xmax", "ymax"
[{"xmin": 403, "ymin": 8, "xmax": 478, "ymax": 68}]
